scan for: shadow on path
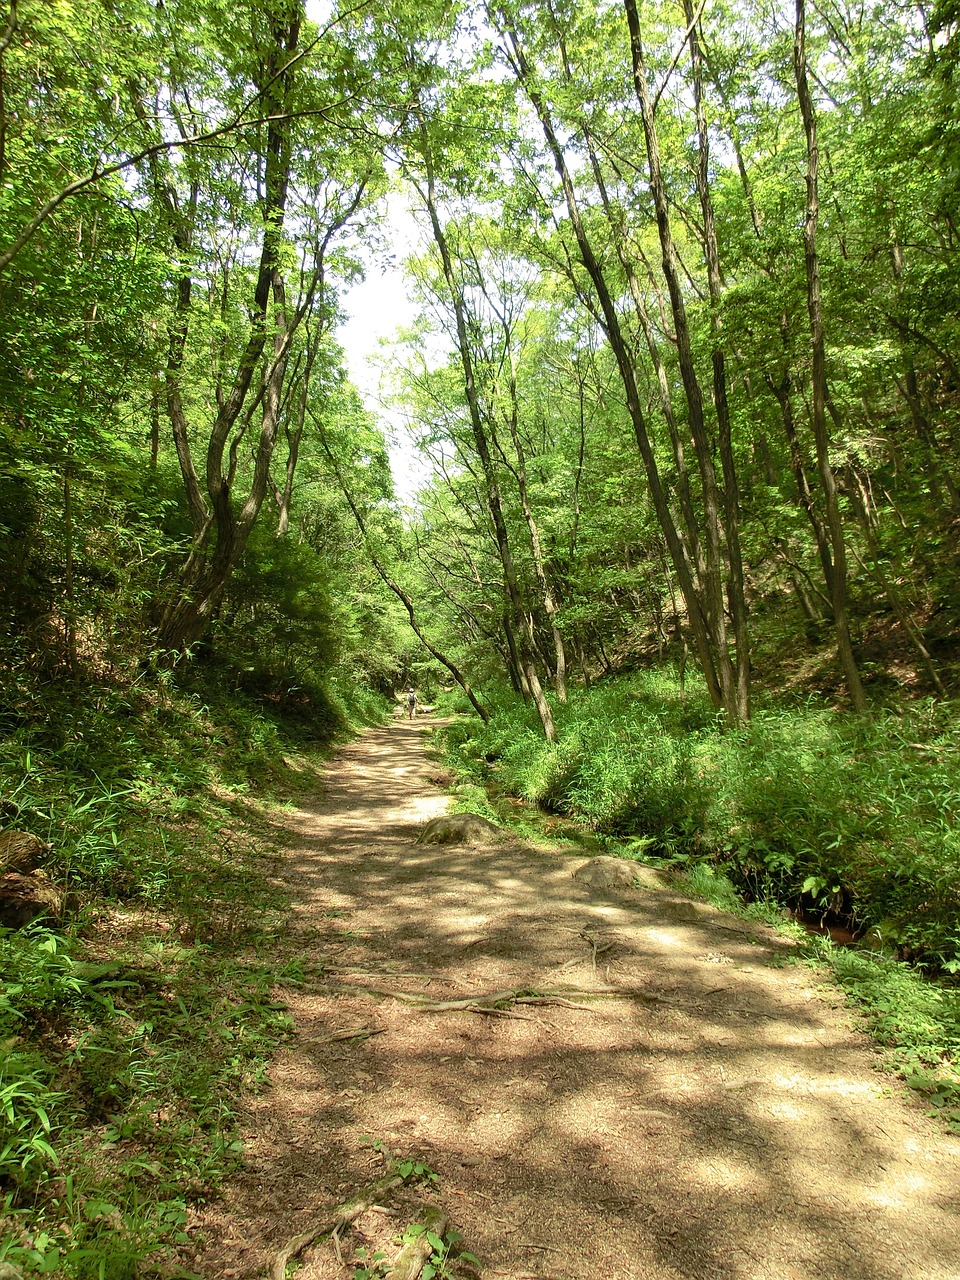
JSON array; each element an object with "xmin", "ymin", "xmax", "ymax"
[{"xmin": 195, "ymin": 721, "xmax": 960, "ymax": 1280}]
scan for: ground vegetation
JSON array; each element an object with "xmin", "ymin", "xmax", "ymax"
[{"xmin": 4, "ymin": 0, "xmax": 960, "ymax": 1271}]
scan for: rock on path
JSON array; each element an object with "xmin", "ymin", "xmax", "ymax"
[{"xmin": 193, "ymin": 720, "xmax": 960, "ymax": 1280}]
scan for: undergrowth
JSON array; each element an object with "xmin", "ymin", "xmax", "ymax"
[
  {"xmin": 437, "ymin": 671, "xmax": 960, "ymax": 1127},
  {"xmin": 0, "ymin": 660, "xmax": 386, "ymax": 1277},
  {"xmin": 439, "ymin": 672, "xmax": 960, "ymax": 967}
]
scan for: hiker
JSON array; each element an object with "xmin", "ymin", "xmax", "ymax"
[{"xmin": 406, "ymin": 687, "xmax": 417, "ymax": 719}]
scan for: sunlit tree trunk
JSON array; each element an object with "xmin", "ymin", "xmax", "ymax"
[
  {"xmin": 623, "ymin": 0, "xmax": 746, "ymax": 721},
  {"xmin": 497, "ymin": 14, "xmax": 724, "ymax": 711}
]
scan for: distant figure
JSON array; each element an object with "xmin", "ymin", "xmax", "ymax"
[{"xmin": 406, "ymin": 687, "xmax": 417, "ymax": 719}]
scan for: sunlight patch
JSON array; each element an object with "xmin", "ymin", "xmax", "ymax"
[
  {"xmin": 771, "ymin": 1073, "xmax": 882, "ymax": 1099},
  {"xmin": 643, "ymin": 928, "xmax": 683, "ymax": 948},
  {"xmin": 860, "ymin": 1172, "xmax": 932, "ymax": 1210},
  {"xmin": 765, "ymin": 1098, "xmax": 810, "ymax": 1122},
  {"xmin": 692, "ymin": 1157, "xmax": 767, "ymax": 1191}
]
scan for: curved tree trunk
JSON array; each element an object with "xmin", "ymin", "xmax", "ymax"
[
  {"xmin": 623, "ymin": 0, "xmax": 745, "ymax": 721},
  {"xmin": 498, "ymin": 13, "xmax": 723, "ymax": 711},
  {"xmin": 414, "ymin": 143, "xmax": 556, "ymax": 740}
]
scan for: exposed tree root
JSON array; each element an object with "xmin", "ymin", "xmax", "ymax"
[
  {"xmin": 389, "ymin": 1205, "xmax": 450, "ymax": 1280},
  {"xmin": 267, "ymin": 1171, "xmax": 403, "ymax": 1280},
  {"xmin": 328, "ymin": 981, "xmax": 677, "ymax": 1014},
  {"xmin": 325, "ymin": 1026, "xmax": 386, "ymax": 1043}
]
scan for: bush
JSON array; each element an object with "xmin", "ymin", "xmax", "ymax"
[{"xmin": 438, "ymin": 677, "xmax": 960, "ymax": 969}]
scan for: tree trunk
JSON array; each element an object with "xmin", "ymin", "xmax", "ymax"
[
  {"xmin": 316, "ymin": 424, "xmax": 491, "ymax": 723},
  {"xmin": 501, "ymin": 351, "xmax": 568, "ymax": 701},
  {"xmin": 848, "ymin": 474, "xmax": 945, "ymax": 696},
  {"xmin": 683, "ymin": 0, "xmax": 750, "ymax": 720},
  {"xmin": 622, "ymin": 0, "xmax": 744, "ymax": 720},
  {"xmin": 498, "ymin": 17, "xmax": 723, "ymax": 711},
  {"xmin": 148, "ymin": 4, "xmax": 315, "ymax": 651},
  {"xmin": 415, "ymin": 144, "xmax": 556, "ymax": 740},
  {"xmin": 794, "ymin": 0, "xmax": 867, "ymax": 711},
  {"xmin": 765, "ymin": 360, "xmax": 835, "ymax": 607}
]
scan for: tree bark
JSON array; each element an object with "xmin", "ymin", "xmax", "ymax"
[
  {"xmin": 497, "ymin": 15, "xmax": 724, "ymax": 711},
  {"xmin": 413, "ymin": 142, "xmax": 556, "ymax": 739},
  {"xmin": 794, "ymin": 0, "xmax": 867, "ymax": 711},
  {"xmin": 682, "ymin": 0, "xmax": 750, "ymax": 719},
  {"xmin": 765, "ymin": 359, "xmax": 835, "ymax": 607},
  {"xmin": 316, "ymin": 422, "xmax": 491, "ymax": 723},
  {"xmin": 500, "ymin": 348, "xmax": 568, "ymax": 701},
  {"xmin": 622, "ymin": 0, "xmax": 744, "ymax": 720}
]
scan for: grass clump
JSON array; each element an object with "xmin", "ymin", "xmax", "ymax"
[
  {"xmin": 0, "ymin": 660, "xmax": 372, "ymax": 1277},
  {"xmin": 438, "ymin": 672, "xmax": 960, "ymax": 1122},
  {"xmin": 824, "ymin": 946, "xmax": 960, "ymax": 1126},
  {"xmin": 439, "ymin": 674, "xmax": 960, "ymax": 970},
  {"xmin": 664, "ymin": 861, "xmax": 960, "ymax": 1129}
]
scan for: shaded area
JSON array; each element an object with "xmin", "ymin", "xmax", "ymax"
[{"xmin": 193, "ymin": 720, "xmax": 960, "ymax": 1280}]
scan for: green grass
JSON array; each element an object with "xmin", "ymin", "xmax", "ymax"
[
  {"xmin": 668, "ymin": 861, "xmax": 960, "ymax": 1129},
  {"xmin": 0, "ymin": 661, "xmax": 383, "ymax": 1277},
  {"xmin": 438, "ymin": 673, "xmax": 960, "ymax": 969},
  {"xmin": 437, "ymin": 672, "xmax": 960, "ymax": 1130}
]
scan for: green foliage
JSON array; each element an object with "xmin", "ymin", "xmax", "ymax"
[
  {"xmin": 0, "ymin": 656, "xmax": 371, "ymax": 1277},
  {"xmin": 352, "ymin": 1246, "xmax": 389, "ymax": 1279},
  {"xmin": 443, "ymin": 673, "xmax": 960, "ymax": 1130},
  {"xmin": 352, "ymin": 1221, "xmax": 477, "ymax": 1280},
  {"xmin": 439, "ymin": 675, "xmax": 960, "ymax": 969},
  {"xmin": 442, "ymin": 673, "xmax": 715, "ymax": 840},
  {"xmin": 400, "ymin": 1223, "xmax": 477, "ymax": 1280},
  {"xmin": 803, "ymin": 942, "xmax": 960, "ymax": 1129}
]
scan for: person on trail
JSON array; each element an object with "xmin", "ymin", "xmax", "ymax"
[{"xmin": 406, "ymin": 687, "xmax": 417, "ymax": 719}]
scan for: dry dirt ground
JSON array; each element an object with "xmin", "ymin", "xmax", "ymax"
[{"xmin": 192, "ymin": 719, "xmax": 960, "ymax": 1280}]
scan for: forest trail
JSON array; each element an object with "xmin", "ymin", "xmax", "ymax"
[{"xmin": 194, "ymin": 720, "xmax": 960, "ymax": 1280}]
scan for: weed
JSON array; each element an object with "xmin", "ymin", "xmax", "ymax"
[
  {"xmin": 401, "ymin": 1224, "xmax": 479, "ymax": 1280},
  {"xmin": 0, "ymin": 661, "xmax": 355, "ymax": 1277},
  {"xmin": 352, "ymin": 1246, "xmax": 389, "ymax": 1279},
  {"xmin": 394, "ymin": 1156, "xmax": 440, "ymax": 1185},
  {"xmin": 806, "ymin": 941, "xmax": 960, "ymax": 1129}
]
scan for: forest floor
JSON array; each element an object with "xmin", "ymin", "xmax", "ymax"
[{"xmin": 190, "ymin": 719, "xmax": 960, "ymax": 1280}]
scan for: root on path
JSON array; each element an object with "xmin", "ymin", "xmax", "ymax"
[{"xmin": 268, "ymin": 1171, "xmax": 404, "ymax": 1280}]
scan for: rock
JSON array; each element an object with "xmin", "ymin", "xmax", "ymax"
[
  {"xmin": 665, "ymin": 899, "xmax": 704, "ymax": 923},
  {"xmin": 0, "ymin": 871, "xmax": 64, "ymax": 929},
  {"xmin": 0, "ymin": 830, "xmax": 48, "ymax": 873},
  {"xmin": 632, "ymin": 863, "xmax": 671, "ymax": 890},
  {"xmin": 573, "ymin": 855, "xmax": 657, "ymax": 894},
  {"xmin": 417, "ymin": 812, "xmax": 502, "ymax": 845}
]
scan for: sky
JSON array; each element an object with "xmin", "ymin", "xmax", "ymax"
[
  {"xmin": 303, "ymin": 0, "xmax": 441, "ymax": 506},
  {"xmin": 335, "ymin": 193, "xmax": 433, "ymax": 506}
]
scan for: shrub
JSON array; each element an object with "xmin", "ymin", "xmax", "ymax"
[{"xmin": 438, "ymin": 677, "xmax": 960, "ymax": 969}]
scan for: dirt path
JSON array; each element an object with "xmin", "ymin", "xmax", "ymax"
[{"xmin": 195, "ymin": 720, "xmax": 960, "ymax": 1280}]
